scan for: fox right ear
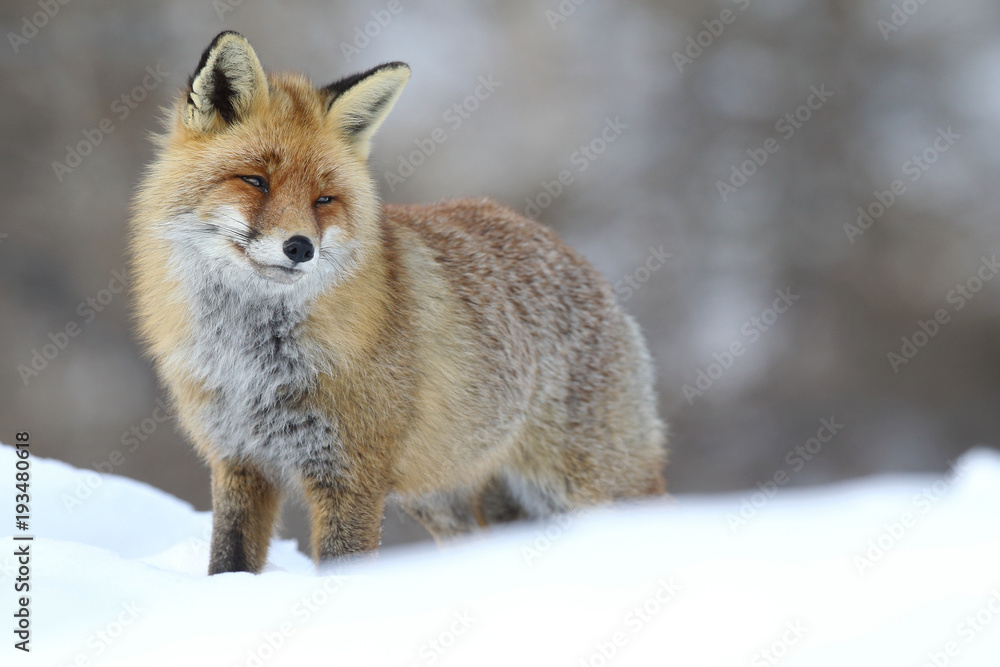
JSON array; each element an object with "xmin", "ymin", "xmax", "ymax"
[
  {"xmin": 323, "ymin": 62, "xmax": 410, "ymax": 160},
  {"xmin": 184, "ymin": 31, "xmax": 268, "ymax": 133}
]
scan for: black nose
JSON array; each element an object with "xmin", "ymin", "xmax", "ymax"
[{"xmin": 282, "ymin": 236, "xmax": 315, "ymax": 263}]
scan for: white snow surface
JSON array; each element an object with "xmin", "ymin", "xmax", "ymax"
[{"xmin": 3, "ymin": 444, "xmax": 1000, "ymax": 666}]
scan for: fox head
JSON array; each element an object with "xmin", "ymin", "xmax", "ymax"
[{"xmin": 139, "ymin": 31, "xmax": 408, "ymax": 294}]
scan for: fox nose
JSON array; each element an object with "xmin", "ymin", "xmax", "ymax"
[{"xmin": 282, "ymin": 235, "xmax": 315, "ymax": 263}]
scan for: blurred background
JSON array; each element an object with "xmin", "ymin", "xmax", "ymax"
[{"xmin": 2, "ymin": 0, "xmax": 998, "ymax": 550}]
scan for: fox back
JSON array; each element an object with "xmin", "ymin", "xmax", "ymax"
[{"xmin": 129, "ymin": 32, "xmax": 666, "ymax": 574}]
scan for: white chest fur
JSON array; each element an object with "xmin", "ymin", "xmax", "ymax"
[{"xmin": 179, "ymin": 277, "xmax": 343, "ymax": 480}]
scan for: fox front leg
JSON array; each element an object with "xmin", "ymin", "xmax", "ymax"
[
  {"xmin": 208, "ymin": 459, "xmax": 280, "ymax": 574},
  {"xmin": 301, "ymin": 475, "xmax": 385, "ymax": 565}
]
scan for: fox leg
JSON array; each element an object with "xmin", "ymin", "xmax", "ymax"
[
  {"xmin": 398, "ymin": 476, "xmax": 529, "ymax": 543},
  {"xmin": 301, "ymin": 476, "xmax": 385, "ymax": 564},
  {"xmin": 396, "ymin": 490, "xmax": 483, "ymax": 543},
  {"xmin": 208, "ymin": 458, "xmax": 280, "ymax": 575},
  {"xmin": 475, "ymin": 475, "xmax": 530, "ymax": 525}
]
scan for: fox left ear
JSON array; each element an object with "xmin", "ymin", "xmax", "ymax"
[
  {"xmin": 323, "ymin": 62, "xmax": 410, "ymax": 159},
  {"xmin": 184, "ymin": 31, "xmax": 269, "ymax": 133}
]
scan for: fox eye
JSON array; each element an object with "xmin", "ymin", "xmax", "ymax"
[
  {"xmin": 238, "ymin": 175, "xmax": 268, "ymax": 192},
  {"xmin": 315, "ymin": 195, "xmax": 336, "ymax": 205}
]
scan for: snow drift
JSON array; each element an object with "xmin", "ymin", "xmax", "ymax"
[{"xmin": 2, "ymin": 443, "xmax": 1000, "ymax": 666}]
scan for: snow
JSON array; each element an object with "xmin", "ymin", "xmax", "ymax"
[{"xmin": 3, "ymin": 444, "xmax": 1000, "ymax": 666}]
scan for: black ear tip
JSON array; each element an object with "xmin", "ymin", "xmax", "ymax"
[
  {"xmin": 191, "ymin": 31, "xmax": 252, "ymax": 88},
  {"xmin": 323, "ymin": 61, "xmax": 408, "ymax": 99},
  {"xmin": 198, "ymin": 31, "xmax": 249, "ymax": 65},
  {"xmin": 209, "ymin": 30, "xmax": 247, "ymax": 47}
]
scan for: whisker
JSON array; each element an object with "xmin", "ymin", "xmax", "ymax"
[{"xmin": 186, "ymin": 217, "xmax": 253, "ymax": 248}]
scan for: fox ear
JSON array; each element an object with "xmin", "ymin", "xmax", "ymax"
[
  {"xmin": 184, "ymin": 31, "xmax": 268, "ymax": 133},
  {"xmin": 323, "ymin": 62, "xmax": 409, "ymax": 159}
]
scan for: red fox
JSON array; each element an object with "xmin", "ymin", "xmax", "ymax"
[{"xmin": 129, "ymin": 31, "xmax": 666, "ymax": 574}]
